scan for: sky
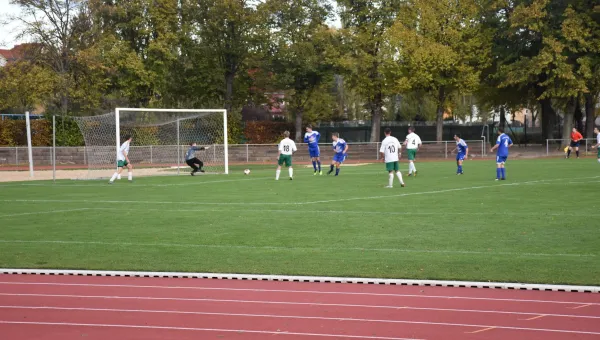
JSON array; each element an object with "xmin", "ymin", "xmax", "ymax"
[{"xmin": 0, "ymin": 0, "xmax": 23, "ymax": 49}]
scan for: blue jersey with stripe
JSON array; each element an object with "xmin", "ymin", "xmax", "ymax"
[
  {"xmin": 496, "ymin": 133, "xmax": 513, "ymax": 157},
  {"xmin": 333, "ymin": 138, "xmax": 347, "ymax": 155},
  {"xmin": 304, "ymin": 131, "xmax": 320, "ymax": 150},
  {"xmin": 456, "ymin": 139, "xmax": 468, "ymax": 154}
]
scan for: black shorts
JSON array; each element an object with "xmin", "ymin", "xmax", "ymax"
[
  {"xmin": 186, "ymin": 158, "xmax": 203, "ymax": 167},
  {"xmin": 570, "ymin": 141, "xmax": 581, "ymax": 148}
]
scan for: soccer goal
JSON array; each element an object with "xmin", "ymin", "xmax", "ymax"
[{"xmin": 73, "ymin": 108, "xmax": 228, "ymax": 179}]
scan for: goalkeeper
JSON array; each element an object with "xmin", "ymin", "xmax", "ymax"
[{"xmin": 185, "ymin": 142, "xmax": 208, "ymax": 175}]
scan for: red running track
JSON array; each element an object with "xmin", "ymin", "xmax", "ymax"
[{"xmin": 0, "ymin": 274, "xmax": 598, "ymax": 340}]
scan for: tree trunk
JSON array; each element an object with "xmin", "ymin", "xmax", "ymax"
[
  {"xmin": 585, "ymin": 93, "xmax": 597, "ymax": 137},
  {"xmin": 224, "ymin": 70, "xmax": 234, "ymax": 112},
  {"xmin": 369, "ymin": 92, "xmax": 383, "ymax": 142},
  {"xmin": 435, "ymin": 87, "xmax": 445, "ymax": 142},
  {"xmin": 294, "ymin": 108, "xmax": 303, "ymax": 142},
  {"xmin": 499, "ymin": 106, "xmax": 506, "ymax": 129},
  {"xmin": 562, "ymin": 97, "xmax": 576, "ymax": 145},
  {"xmin": 539, "ymin": 98, "xmax": 557, "ymax": 140},
  {"xmin": 574, "ymin": 95, "xmax": 583, "ymax": 131}
]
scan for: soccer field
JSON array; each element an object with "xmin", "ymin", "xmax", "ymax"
[{"xmin": 0, "ymin": 158, "xmax": 599, "ymax": 286}]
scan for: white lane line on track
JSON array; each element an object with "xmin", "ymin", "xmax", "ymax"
[
  {"xmin": 1, "ymin": 281, "xmax": 599, "ymax": 309},
  {"xmin": 0, "ymin": 321, "xmax": 422, "ymax": 340},
  {"xmin": 0, "ymin": 292, "xmax": 598, "ymax": 309},
  {"xmin": 0, "ymin": 315, "xmax": 598, "ymax": 335}
]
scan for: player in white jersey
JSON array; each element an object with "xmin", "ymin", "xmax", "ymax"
[
  {"xmin": 109, "ymin": 135, "xmax": 133, "ymax": 184},
  {"xmin": 592, "ymin": 127, "xmax": 600, "ymax": 163},
  {"xmin": 403, "ymin": 127, "xmax": 422, "ymax": 176},
  {"xmin": 276, "ymin": 131, "xmax": 298, "ymax": 180},
  {"xmin": 379, "ymin": 128, "xmax": 405, "ymax": 188}
]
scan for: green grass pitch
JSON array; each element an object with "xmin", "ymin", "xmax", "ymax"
[{"xmin": 0, "ymin": 158, "xmax": 599, "ymax": 286}]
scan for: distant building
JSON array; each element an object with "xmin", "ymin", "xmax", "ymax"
[{"xmin": 0, "ymin": 44, "xmax": 36, "ymax": 67}]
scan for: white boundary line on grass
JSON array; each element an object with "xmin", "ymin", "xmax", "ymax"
[
  {"xmin": 0, "ymin": 307, "xmax": 598, "ymax": 335},
  {"xmin": 2, "ymin": 176, "xmax": 599, "ymax": 206},
  {"xmin": 0, "ymin": 208, "xmax": 90, "ymax": 218},
  {"xmin": 0, "ymin": 239, "xmax": 593, "ymax": 258},
  {"xmin": 1, "ymin": 269, "xmax": 598, "ymax": 293},
  {"xmin": 0, "ymin": 321, "xmax": 421, "ymax": 340}
]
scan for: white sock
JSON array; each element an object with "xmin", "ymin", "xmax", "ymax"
[
  {"xmin": 276, "ymin": 169, "xmax": 281, "ymax": 180},
  {"xmin": 117, "ymin": 174, "xmax": 121, "ymax": 180},
  {"xmin": 408, "ymin": 162, "xmax": 413, "ymax": 173},
  {"xmin": 388, "ymin": 173, "xmax": 394, "ymax": 187},
  {"xmin": 396, "ymin": 171, "xmax": 404, "ymax": 184},
  {"xmin": 109, "ymin": 172, "xmax": 118, "ymax": 182},
  {"xmin": 289, "ymin": 167, "xmax": 293, "ymax": 178},
  {"xmin": 128, "ymin": 172, "xmax": 132, "ymax": 181}
]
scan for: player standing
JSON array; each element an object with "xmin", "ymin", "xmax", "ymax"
[
  {"xmin": 403, "ymin": 127, "xmax": 422, "ymax": 176},
  {"xmin": 328, "ymin": 132, "xmax": 348, "ymax": 176},
  {"xmin": 567, "ymin": 127, "xmax": 584, "ymax": 159},
  {"xmin": 185, "ymin": 142, "xmax": 208, "ymax": 176},
  {"xmin": 591, "ymin": 127, "xmax": 600, "ymax": 163},
  {"xmin": 452, "ymin": 134, "xmax": 468, "ymax": 175},
  {"xmin": 490, "ymin": 128, "xmax": 513, "ymax": 181},
  {"xmin": 380, "ymin": 128, "xmax": 405, "ymax": 188},
  {"xmin": 304, "ymin": 125, "xmax": 322, "ymax": 175},
  {"xmin": 276, "ymin": 131, "xmax": 297, "ymax": 180},
  {"xmin": 109, "ymin": 135, "xmax": 133, "ymax": 184}
]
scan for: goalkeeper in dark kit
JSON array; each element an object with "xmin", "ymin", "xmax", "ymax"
[{"xmin": 185, "ymin": 142, "xmax": 209, "ymax": 175}]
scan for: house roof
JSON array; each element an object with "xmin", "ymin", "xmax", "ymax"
[{"xmin": 0, "ymin": 44, "xmax": 36, "ymax": 63}]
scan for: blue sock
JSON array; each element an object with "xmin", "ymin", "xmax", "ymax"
[
  {"xmin": 458, "ymin": 165, "xmax": 462, "ymax": 173},
  {"xmin": 312, "ymin": 161, "xmax": 317, "ymax": 171},
  {"xmin": 496, "ymin": 168, "xmax": 501, "ymax": 179},
  {"xmin": 501, "ymin": 168, "xmax": 506, "ymax": 179},
  {"xmin": 335, "ymin": 168, "xmax": 340, "ymax": 176},
  {"xmin": 317, "ymin": 161, "xmax": 321, "ymax": 171}
]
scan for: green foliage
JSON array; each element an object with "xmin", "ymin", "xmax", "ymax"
[{"xmin": 0, "ymin": 61, "xmax": 56, "ymax": 113}]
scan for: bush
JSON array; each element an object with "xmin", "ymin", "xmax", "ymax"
[{"xmin": 244, "ymin": 121, "xmax": 295, "ymax": 144}]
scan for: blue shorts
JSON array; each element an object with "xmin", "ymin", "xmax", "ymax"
[
  {"xmin": 570, "ymin": 141, "xmax": 580, "ymax": 148},
  {"xmin": 308, "ymin": 148, "xmax": 320, "ymax": 158},
  {"xmin": 333, "ymin": 154, "xmax": 347, "ymax": 163},
  {"xmin": 496, "ymin": 156, "xmax": 508, "ymax": 164},
  {"xmin": 456, "ymin": 153, "xmax": 466, "ymax": 161}
]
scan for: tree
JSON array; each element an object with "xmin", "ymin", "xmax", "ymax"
[
  {"xmin": 263, "ymin": 0, "xmax": 336, "ymax": 141},
  {"xmin": 337, "ymin": 0, "xmax": 402, "ymax": 142},
  {"xmin": 387, "ymin": 0, "xmax": 490, "ymax": 141},
  {"xmin": 0, "ymin": 61, "xmax": 56, "ymax": 113}
]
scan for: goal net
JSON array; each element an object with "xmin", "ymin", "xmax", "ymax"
[{"xmin": 73, "ymin": 108, "xmax": 228, "ymax": 179}]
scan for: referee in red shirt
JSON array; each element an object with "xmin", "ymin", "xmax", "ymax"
[{"xmin": 567, "ymin": 127, "xmax": 583, "ymax": 159}]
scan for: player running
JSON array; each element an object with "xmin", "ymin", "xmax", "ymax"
[
  {"xmin": 328, "ymin": 132, "xmax": 348, "ymax": 176},
  {"xmin": 490, "ymin": 128, "xmax": 513, "ymax": 181},
  {"xmin": 185, "ymin": 142, "xmax": 208, "ymax": 176},
  {"xmin": 591, "ymin": 127, "xmax": 600, "ymax": 163},
  {"xmin": 109, "ymin": 135, "xmax": 133, "ymax": 184},
  {"xmin": 403, "ymin": 127, "xmax": 422, "ymax": 176},
  {"xmin": 567, "ymin": 127, "xmax": 584, "ymax": 159},
  {"xmin": 452, "ymin": 134, "xmax": 468, "ymax": 175},
  {"xmin": 276, "ymin": 131, "xmax": 297, "ymax": 180},
  {"xmin": 380, "ymin": 128, "xmax": 405, "ymax": 188},
  {"xmin": 304, "ymin": 125, "xmax": 322, "ymax": 175}
]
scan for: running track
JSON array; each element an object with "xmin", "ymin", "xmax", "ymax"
[{"xmin": 0, "ymin": 274, "xmax": 598, "ymax": 339}]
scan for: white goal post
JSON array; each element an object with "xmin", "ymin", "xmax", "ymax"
[{"xmin": 74, "ymin": 108, "xmax": 228, "ymax": 179}]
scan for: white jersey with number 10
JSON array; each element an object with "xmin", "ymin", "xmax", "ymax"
[
  {"xmin": 380, "ymin": 136, "xmax": 401, "ymax": 163},
  {"xmin": 278, "ymin": 138, "xmax": 297, "ymax": 155}
]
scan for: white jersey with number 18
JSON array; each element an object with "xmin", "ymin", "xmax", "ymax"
[
  {"xmin": 380, "ymin": 136, "xmax": 401, "ymax": 163},
  {"xmin": 278, "ymin": 138, "xmax": 297, "ymax": 155}
]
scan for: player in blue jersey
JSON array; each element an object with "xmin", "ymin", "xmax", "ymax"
[
  {"xmin": 490, "ymin": 128, "xmax": 513, "ymax": 181},
  {"xmin": 304, "ymin": 125, "xmax": 322, "ymax": 175},
  {"xmin": 452, "ymin": 134, "xmax": 468, "ymax": 175},
  {"xmin": 328, "ymin": 132, "xmax": 348, "ymax": 176}
]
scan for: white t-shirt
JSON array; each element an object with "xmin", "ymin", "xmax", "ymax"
[
  {"xmin": 117, "ymin": 141, "xmax": 130, "ymax": 161},
  {"xmin": 278, "ymin": 138, "xmax": 297, "ymax": 155},
  {"xmin": 597, "ymin": 133, "xmax": 600, "ymax": 145},
  {"xmin": 405, "ymin": 132, "xmax": 422, "ymax": 150},
  {"xmin": 380, "ymin": 136, "xmax": 401, "ymax": 163}
]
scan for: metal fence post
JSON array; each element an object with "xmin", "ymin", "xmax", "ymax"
[
  {"xmin": 15, "ymin": 147, "xmax": 18, "ymax": 166},
  {"xmin": 150, "ymin": 145, "xmax": 153, "ymax": 164},
  {"xmin": 546, "ymin": 139, "xmax": 549, "ymax": 156},
  {"xmin": 444, "ymin": 142, "xmax": 448, "ymax": 159},
  {"xmin": 246, "ymin": 144, "xmax": 249, "ymax": 163}
]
